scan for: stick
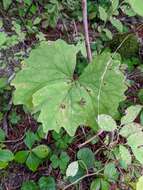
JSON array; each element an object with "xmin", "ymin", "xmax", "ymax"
[
  {"xmin": 82, "ymin": 0, "xmax": 92, "ymax": 63},
  {"xmin": 78, "ymin": 130, "xmax": 103, "ymax": 148}
]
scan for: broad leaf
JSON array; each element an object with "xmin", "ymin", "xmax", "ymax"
[
  {"xmin": 66, "ymin": 161, "xmax": 79, "ymax": 177},
  {"xmin": 90, "ymin": 178, "xmax": 110, "ymax": 190},
  {"xmin": 119, "ymin": 145, "xmax": 131, "ymax": 165},
  {"xmin": 77, "ymin": 148, "xmax": 95, "ymax": 169},
  {"xmin": 111, "ymin": 0, "xmax": 119, "ymax": 11},
  {"xmin": 38, "ymin": 176, "xmax": 56, "ymax": 190},
  {"xmin": 79, "ymin": 52, "xmax": 126, "ymax": 119},
  {"xmin": 97, "ymin": 114, "xmax": 117, "ymax": 132},
  {"xmin": 15, "ymin": 150, "xmax": 29, "ymax": 164},
  {"xmin": 128, "ymin": 0, "xmax": 143, "ymax": 16},
  {"xmin": 131, "ymin": 147, "xmax": 143, "ymax": 165},
  {"xmin": 0, "ymin": 161, "xmax": 8, "ymax": 169},
  {"xmin": 0, "ymin": 32, "xmax": 7, "ymax": 46},
  {"xmin": 26, "ymin": 153, "xmax": 41, "ymax": 171},
  {"xmin": 32, "ymin": 145, "xmax": 50, "ymax": 158},
  {"xmin": 24, "ymin": 131, "xmax": 38, "ymax": 149},
  {"xmin": 137, "ymin": 176, "xmax": 143, "ymax": 190},
  {"xmin": 104, "ymin": 163, "xmax": 119, "ymax": 182},
  {"xmin": 99, "ymin": 6, "xmax": 108, "ymax": 22},
  {"xmin": 0, "ymin": 149, "xmax": 14, "ymax": 162},
  {"xmin": 0, "ymin": 128, "xmax": 5, "ymax": 141},
  {"xmin": 119, "ymin": 122, "xmax": 142, "ymax": 138},
  {"xmin": 127, "ymin": 133, "xmax": 143, "ymax": 148},
  {"xmin": 121, "ymin": 105, "xmax": 142, "ymax": 125},
  {"xmin": 110, "ymin": 17, "xmax": 123, "ymax": 32},
  {"xmin": 127, "ymin": 133, "xmax": 143, "ymax": 164},
  {"xmin": 21, "ymin": 181, "xmax": 38, "ymax": 190},
  {"xmin": 12, "ymin": 40, "xmax": 126, "ymax": 136},
  {"xmin": 3, "ymin": 0, "xmax": 12, "ymax": 10}
]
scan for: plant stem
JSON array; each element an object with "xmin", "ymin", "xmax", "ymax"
[
  {"xmin": 78, "ymin": 130, "xmax": 103, "ymax": 148},
  {"xmin": 82, "ymin": 0, "xmax": 92, "ymax": 63},
  {"xmin": 63, "ymin": 168, "xmax": 104, "ymax": 190}
]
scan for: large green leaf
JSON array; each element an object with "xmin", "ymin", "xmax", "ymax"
[
  {"xmin": 97, "ymin": 114, "xmax": 117, "ymax": 132},
  {"xmin": 12, "ymin": 40, "xmax": 126, "ymax": 136},
  {"xmin": 121, "ymin": 105, "xmax": 142, "ymax": 125},
  {"xmin": 119, "ymin": 122, "xmax": 142, "ymax": 138},
  {"xmin": 0, "ymin": 149, "xmax": 14, "ymax": 162},
  {"xmin": 137, "ymin": 176, "xmax": 143, "ymax": 190},
  {"xmin": 127, "ymin": 133, "xmax": 143, "ymax": 164},
  {"xmin": 79, "ymin": 52, "xmax": 127, "ymax": 118},
  {"xmin": 128, "ymin": 0, "xmax": 143, "ymax": 16}
]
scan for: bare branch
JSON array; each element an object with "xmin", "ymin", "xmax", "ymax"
[{"xmin": 82, "ymin": 0, "xmax": 92, "ymax": 63}]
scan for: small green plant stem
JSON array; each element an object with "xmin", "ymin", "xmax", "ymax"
[{"xmin": 82, "ymin": 0, "xmax": 92, "ymax": 63}]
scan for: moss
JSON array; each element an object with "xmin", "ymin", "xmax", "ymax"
[{"xmin": 108, "ymin": 33, "xmax": 139, "ymax": 58}]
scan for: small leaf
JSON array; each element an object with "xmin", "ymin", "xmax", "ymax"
[
  {"xmin": 127, "ymin": 132, "xmax": 143, "ymax": 148},
  {"xmin": 33, "ymin": 17, "xmax": 41, "ymax": 25},
  {"xmin": 140, "ymin": 111, "xmax": 143, "ymax": 125},
  {"xmin": 77, "ymin": 148, "xmax": 95, "ymax": 169},
  {"xmin": 90, "ymin": 178, "xmax": 101, "ymax": 190},
  {"xmin": 15, "ymin": 151, "xmax": 29, "ymax": 164},
  {"xmin": 103, "ymin": 28, "xmax": 113, "ymax": 40},
  {"xmin": 110, "ymin": 17, "xmax": 123, "ymax": 32},
  {"xmin": 50, "ymin": 154, "xmax": 59, "ymax": 169},
  {"xmin": 26, "ymin": 153, "xmax": 41, "ymax": 171},
  {"xmin": 66, "ymin": 161, "xmax": 79, "ymax": 177},
  {"xmin": 0, "ymin": 78, "xmax": 7, "ymax": 88},
  {"xmin": 99, "ymin": 6, "xmax": 108, "ymax": 22},
  {"xmin": 38, "ymin": 176, "xmax": 56, "ymax": 190},
  {"xmin": 32, "ymin": 145, "xmax": 50, "ymax": 159},
  {"xmin": 131, "ymin": 147, "xmax": 143, "ymax": 165},
  {"xmin": 0, "ymin": 161, "xmax": 8, "ymax": 169},
  {"xmin": 0, "ymin": 128, "xmax": 5, "ymax": 141},
  {"xmin": 98, "ymin": 114, "xmax": 117, "ymax": 132},
  {"xmin": 137, "ymin": 176, "xmax": 143, "ymax": 190},
  {"xmin": 24, "ymin": 131, "xmax": 37, "ymax": 149},
  {"xmin": 119, "ymin": 145, "xmax": 131, "ymax": 165},
  {"xmin": 101, "ymin": 179, "xmax": 110, "ymax": 190},
  {"xmin": 112, "ymin": 0, "xmax": 119, "ymax": 11},
  {"xmin": 0, "ymin": 32, "xmax": 7, "ymax": 46},
  {"xmin": 104, "ymin": 163, "xmax": 119, "ymax": 182},
  {"xmin": 3, "ymin": 0, "xmax": 12, "ymax": 10},
  {"xmin": 21, "ymin": 181, "xmax": 38, "ymax": 190},
  {"xmin": 121, "ymin": 105, "xmax": 142, "ymax": 125},
  {"xmin": 119, "ymin": 122, "xmax": 142, "ymax": 138},
  {"xmin": 0, "ymin": 149, "xmax": 14, "ymax": 162},
  {"xmin": 138, "ymin": 89, "xmax": 143, "ymax": 104},
  {"xmin": 90, "ymin": 178, "xmax": 110, "ymax": 190},
  {"xmin": 59, "ymin": 152, "xmax": 70, "ymax": 173}
]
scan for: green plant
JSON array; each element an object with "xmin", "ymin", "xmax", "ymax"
[
  {"xmin": 0, "ymin": 149, "xmax": 14, "ymax": 169},
  {"xmin": 50, "ymin": 151, "xmax": 70, "ymax": 174},
  {"xmin": 90, "ymin": 178, "xmax": 110, "ymax": 190},
  {"xmin": 12, "ymin": 40, "xmax": 127, "ymax": 136},
  {"xmin": 21, "ymin": 176, "xmax": 56, "ymax": 190},
  {"xmin": 52, "ymin": 129, "xmax": 73, "ymax": 150},
  {"xmin": 98, "ymin": 105, "xmax": 143, "ymax": 165},
  {"xmin": 9, "ymin": 111, "xmax": 21, "ymax": 125},
  {"xmin": 128, "ymin": 0, "xmax": 143, "ymax": 16},
  {"xmin": 15, "ymin": 130, "xmax": 50, "ymax": 171}
]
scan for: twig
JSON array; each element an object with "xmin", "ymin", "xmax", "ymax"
[
  {"xmin": 82, "ymin": 0, "xmax": 92, "ymax": 63},
  {"xmin": 63, "ymin": 168, "xmax": 104, "ymax": 190},
  {"xmin": 2, "ymin": 98, "xmax": 13, "ymax": 136},
  {"xmin": 78, "ymin": 130, "xmax": 103, "ymax": 148}
]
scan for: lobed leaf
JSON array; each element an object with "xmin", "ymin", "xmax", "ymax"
[{"xmin": 12, "ymin": 40, "xmax": 127, "ymax": 136}]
